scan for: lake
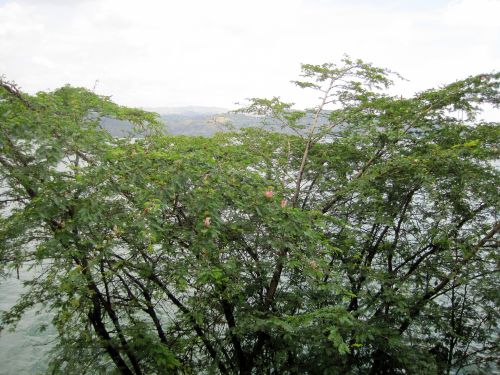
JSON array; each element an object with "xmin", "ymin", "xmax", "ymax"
[{"xmin": 0, "ymin": 270, "xmax": 55, "ymax": 375}]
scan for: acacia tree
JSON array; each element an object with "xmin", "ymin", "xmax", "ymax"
[
  {"xmin": 239, "ymin": 59, "xmax": 500, "ymax": 374},
  {"xmin": 0, "ymin": 58, "xmax": 499, "ymax": 375}
]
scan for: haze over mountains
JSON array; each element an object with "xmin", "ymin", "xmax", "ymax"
[
  {"xmin": 101, "ymin": 106, "xmax": 341, "ymax": 137},
  {"xmin": 101, "ymin": 106, "xmax": 262, "ymax": 137},
  {"xmin": 145, "ymin": 106, "xmax": 229, "ymax": 115}
]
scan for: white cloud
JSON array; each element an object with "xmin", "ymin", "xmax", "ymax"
[{"xmin": 0, "ymin": 0, "xmax": 498, "ymax": 110}]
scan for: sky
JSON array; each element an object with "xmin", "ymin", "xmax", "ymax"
[{"xmin": 0, "ymin": 0, "xmax": 499, "ymax": 111}]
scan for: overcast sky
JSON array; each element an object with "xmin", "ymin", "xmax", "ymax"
[{"xmin": 0, "ymin": 0, "xmax": 498, "ymax": 110}]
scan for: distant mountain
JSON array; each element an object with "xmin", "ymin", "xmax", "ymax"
[
  {"xmin": 159, "ymin": 112, "xmax": 265, "ymax": 136},
  {"xmin": 144, "ymin": 106, "xmax": 229, "ymax": 115},
  {"xmin": 100, "ymin": 106, "xmax": 335, "ymax": 137},
  {"xmin": 99, "ymin": 107, "xmax": 265, "ymax": 137}
]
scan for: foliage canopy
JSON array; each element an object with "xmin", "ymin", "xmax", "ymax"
[{"xmin": 1, "ymin": 58, "xmax": 499, "ymax": 374}]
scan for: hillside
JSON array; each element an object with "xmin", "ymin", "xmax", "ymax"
[{"xmin": 100, "ymin": 108, "xmax": 263, "ymax": 136}]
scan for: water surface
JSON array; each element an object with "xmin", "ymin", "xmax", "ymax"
[{"xmin": 0, "ymin": 272, "xmax": 55, "ymax": 375}]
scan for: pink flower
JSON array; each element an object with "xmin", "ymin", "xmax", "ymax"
[
  {"xmin": 203, "ymin": 217, "xmax": 211, "ymax": 227},
  {"xmin": 264, "ymin": 190, "xmax": 273, "ymax": 199},
  {"xmin": 280, "ymin": 199, "xmax": 288, "ymax": 208}
]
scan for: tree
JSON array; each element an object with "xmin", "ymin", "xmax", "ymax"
[{"xmin": 0, "ymin": 58, "xmax": 498, "ymax": 374}]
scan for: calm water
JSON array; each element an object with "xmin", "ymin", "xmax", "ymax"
[{"xmin": 0, "ymin": 271, "xmax": 55, "ymax": 375}]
